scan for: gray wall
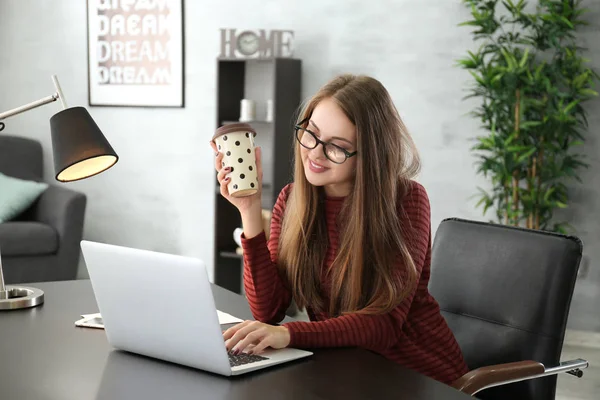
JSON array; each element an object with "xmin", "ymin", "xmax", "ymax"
[
  {"xmin": 556, "ymin": 3, "xmax": 600, "ymax": 333},
  {"xmin": 0, "ymin": 0, "xmax": 598, "ymax": 332}
]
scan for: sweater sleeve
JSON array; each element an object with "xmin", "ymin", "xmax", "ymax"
[
  {"xmin": 241, "ymin": 184, "xmax": 293, "ymax": 324},
  {"xmin": 283, "ymin": 182, "xmax": 431, "ymax": 353}
]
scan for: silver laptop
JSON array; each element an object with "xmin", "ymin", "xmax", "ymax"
[{"xmin": 80, "ymin": 240, "xmax": 312, "ymax": 376}]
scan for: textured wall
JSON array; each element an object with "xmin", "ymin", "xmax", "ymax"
[{"xmin": 0, "ymin": 0, "xmax": 598, "ymax": 331}]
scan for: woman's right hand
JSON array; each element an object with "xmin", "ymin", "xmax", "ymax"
[{"xmin": 210, "ymin": 141, "xmax": 263, "ymax": 214}]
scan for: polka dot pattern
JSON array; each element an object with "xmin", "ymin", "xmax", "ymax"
[{"xmin": 217, "ymin": 131, "xmax": 258, "ymax": 196}]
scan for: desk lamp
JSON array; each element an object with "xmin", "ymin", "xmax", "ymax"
[{"xmin": 0, "ymin": 75, "xmax": 118, "ymax": 310}]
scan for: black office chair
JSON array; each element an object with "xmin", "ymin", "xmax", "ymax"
[{"xmin": 429, "ymin": 218, "xmax": 588, "ymax": 399}]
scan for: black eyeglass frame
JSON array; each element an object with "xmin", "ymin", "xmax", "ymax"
[{"xmin": 294, "ymin": 118, "xmax": 358, "ymax": 164}]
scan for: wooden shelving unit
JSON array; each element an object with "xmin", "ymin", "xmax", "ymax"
[{"xmin": 213, "ymin": 57, "xmax": 302, "ymax": 294}]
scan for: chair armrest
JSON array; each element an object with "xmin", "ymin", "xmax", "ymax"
[
  {"xmin": 30, "ymin": 184, "xmax": 86, "ymax": 236},
  {"xmin": 29, "ymin": 184, "xmax": 87, "ymax": 279},
  {"xmin": 452, "ymin": 360, "xmax": 544, "ymax": 396},
  {"xmin": 452, "ymin": 359, "xmax": 589, "ymax": 396}
]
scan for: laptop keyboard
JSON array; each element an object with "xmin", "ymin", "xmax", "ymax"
[{"xmin": 228, "ymin": 352, "xmax": 269, "ymax": 367}]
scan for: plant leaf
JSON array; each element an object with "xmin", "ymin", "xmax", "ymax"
[
  {"xmin": 564, "ymin": 100, "xmax": 581, "ymax": 114},
  {"xmin": 520, "ymin": 121, "xmax": 543, "ymax": 129},
  {"xmin": 560, "ymin": 16, "xmax": 574, "ymax": 29},
  {"xmin": 517, "ymin": 148, "xmax": 537, "ymax": 163},
  {"xmin": 580, "ymin": 88, "xmax": 599, "ymax": 97},
  {"xmin": 469, "ymin": 70, "xmax": 487, "ymax": 86},
  {"xmin": 459, "ymin": 20, "xmax": 482, "ymax": 27},
  {"xmin": 519, "ymin": 48, "xmax": 530, "ymax": 68}
]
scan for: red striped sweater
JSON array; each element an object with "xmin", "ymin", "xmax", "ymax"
[{"xmin": 241, "ymin": 181, "xmax": 469, "ymax": 384}]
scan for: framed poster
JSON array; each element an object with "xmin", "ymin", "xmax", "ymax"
[{"xmin": 86, "ymin": 0, "xmax": 184, "ymax": 107}]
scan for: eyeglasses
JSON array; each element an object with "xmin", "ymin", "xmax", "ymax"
[{"xmin": 294, "ymin": 119, "xmax": 357, "ymax": 164}]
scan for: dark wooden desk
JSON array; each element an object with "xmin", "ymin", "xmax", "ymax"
[{"xmin": 0, "ymin": 280, "xmax": 471, "ymax": 399}]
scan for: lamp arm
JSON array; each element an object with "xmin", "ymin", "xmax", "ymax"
[
  {"xmin": 0, "ymin": 75, "xmax": 68, "ymax": 132},
  {"xmin": 51, "ymin": 75, "xmax": 68, "ymax": 109},
  {"xmin": 0, "ymin": 246, "xmax": 6, "ymax": 299},
  {"xmin": 0, "ymin": 93, "xmax": 59, "ymax": 123}
]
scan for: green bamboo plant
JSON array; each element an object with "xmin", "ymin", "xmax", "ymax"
[{"xmin": 458, "ymin": 0, "xmax": 599, "ymax": 233}]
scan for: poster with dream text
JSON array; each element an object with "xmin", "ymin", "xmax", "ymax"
[{"xmin": 87, "ymin": 0, "xmax": 184, "ymax": 107}]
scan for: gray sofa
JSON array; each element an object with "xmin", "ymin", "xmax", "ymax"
[{"xmin": 0, "ymin": 135, "xmax": 86, "ymax": 283}]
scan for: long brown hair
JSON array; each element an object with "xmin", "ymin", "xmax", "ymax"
[{"xmin": 277, "ymin": 74, "xmax": 422, "ymax": 316}]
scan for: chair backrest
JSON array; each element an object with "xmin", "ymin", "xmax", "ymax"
[
  {"xmin": 429, "ymin": 218, "xmax": 582, "ymax": 400},
  {"xmin": 0, "ymin": 135, "xmax": 43, "ymax": 181}
]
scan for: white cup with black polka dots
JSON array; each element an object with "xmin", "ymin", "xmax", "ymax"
[{"xmin": 213, "ymin": 123, "xmax": 258, "ymax": 197}]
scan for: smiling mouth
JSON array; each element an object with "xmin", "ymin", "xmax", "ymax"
[{"xmin": 309, "ymin": 160, "xmax": 328, "ymax": 170}]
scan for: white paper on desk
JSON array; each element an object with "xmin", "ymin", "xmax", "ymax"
[
  {"xmin": 75, "ymin": 311, "xmax": 243, "ymax": 328},
  {"xmin": 217, "ymin": 310, "xmax": 243, "ymax": 324},
  {"xmin": 82, "ymin": 313, "xmax": 101, "ymax": 319},
  {"xmin": 75, "ymin": 313, "xmax": 104, "ymax": 329}
]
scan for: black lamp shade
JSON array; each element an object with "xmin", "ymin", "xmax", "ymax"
[{"xmin": 50, "ymin": 106, "xmax": 118, "ymax": 182}]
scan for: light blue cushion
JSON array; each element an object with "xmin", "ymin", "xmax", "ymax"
[{"xmin": 0, "ymin": 172, "xmax": 48, "ymax": 223}]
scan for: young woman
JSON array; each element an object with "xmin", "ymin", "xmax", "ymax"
[{"xmin": 210, "ymin": 74, "xmax": 468, "ymax": 384}]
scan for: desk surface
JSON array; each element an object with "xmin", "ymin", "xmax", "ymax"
[{"xmin": 0, "ymin": 280, "xmax": 471, "ymax": 400}]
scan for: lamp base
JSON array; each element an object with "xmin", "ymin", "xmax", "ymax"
[{"xmin": 0, "ymin": 286, "xmax": 44, "ymax": 310}]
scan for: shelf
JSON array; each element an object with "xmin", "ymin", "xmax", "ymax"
[
  {"xmin": 221, "ymin": 120, "xmax": 273, "ymax": 125},
  {"xmin": 214, "ymin": 189, "xmax": 275, "ymax": 212},
  {"xmin": 215, "ymin": 57, "xmax": 301, "ymax": 295},
  {"xmin": 220, "ymin": 251, "xmax": 242, "ymax": 260},
  {"xmin": 217, "ymin": 57, "xmax": 288, "ymax": 63}
]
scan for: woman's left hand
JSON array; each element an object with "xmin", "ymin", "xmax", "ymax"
[{"xmin": 223, "ymin": 320, "xmax": 290, "ymax": 355}]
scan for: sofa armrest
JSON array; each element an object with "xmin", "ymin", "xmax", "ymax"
[
  {"xmin": 29, "ymin": 184, "xmax": 87, "ymax": 279},
  {"xmin": 452, "ymin": 359, "xmax": 589, "ymax": 396}
]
